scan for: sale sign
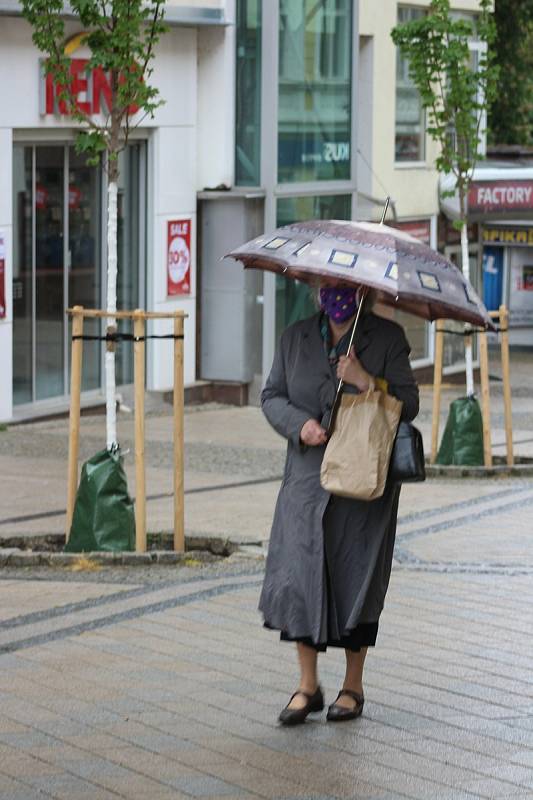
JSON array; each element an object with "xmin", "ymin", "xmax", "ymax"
[
  {"xmin": 167, "ymin": 219, "xmax": 191, "ymax": 296},
  {"xmin": 0, "ymin": 231, "xmax": 5, "ymax": 319}
]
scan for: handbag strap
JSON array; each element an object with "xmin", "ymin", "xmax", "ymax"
[{"xmin": 326, "ymin": 288, "xmax": 368, "ymax": 438}]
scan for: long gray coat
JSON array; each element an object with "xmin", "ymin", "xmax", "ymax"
[{"xmin": 259, "ymin": 311, "xmax": 419, "ymax": 645}]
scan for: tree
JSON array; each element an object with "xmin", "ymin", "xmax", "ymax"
[
  {"xmin": 391, "ymin": 0, "xmax": 498, "ymax": 395},
  {"xmin": 21, "ymin": 0, "xmax": 167, "ymax": 451},
  {"xmin": 489, "ymin": 0, "xmax": 533, "ymax": 146}
]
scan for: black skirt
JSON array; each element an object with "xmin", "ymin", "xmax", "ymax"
[{"xmin": 279, "ymin": 621, "xmax": 378, "ymax": 653}]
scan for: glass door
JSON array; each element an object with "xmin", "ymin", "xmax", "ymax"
[
  {"xmin": 35, "ymin": 146, "xmax": 65, "ymax": 400},
  {"xmin": 68, "ymin": 146, "xmax": 102, "ymax": 391},
  {"xmin": 275, "ymin": 194, "xmax": 352, "ymax": 341},
  {"xmin": 12, "ymin": 142, "xmax": 145, "ymax": 407}
]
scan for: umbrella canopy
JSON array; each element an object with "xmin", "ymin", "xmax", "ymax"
[{"xmin": 226, "ymin": 219, "xmax": 495, "ymax": 330}]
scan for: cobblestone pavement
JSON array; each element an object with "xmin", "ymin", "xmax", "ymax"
[
  {"xmin": 1, "ymin": 351, "xmax": 533, "ymax": 798},
  {"xmin": 2, "ymin": 474, "xmax": 533, "ymax": 800}
]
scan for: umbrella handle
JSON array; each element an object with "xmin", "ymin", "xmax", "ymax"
[
  {"xmin": 326, "ymin": 287, "xmax": 369, "ymax": 439},
  {"xmin": 379, "ymin": 196, "xmax": 391, "ymax": 225}
]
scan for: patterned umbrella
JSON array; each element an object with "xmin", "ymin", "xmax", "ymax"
[{"xmin": 226, "ymin": 218, "xmax": 495, "ymax": 330}]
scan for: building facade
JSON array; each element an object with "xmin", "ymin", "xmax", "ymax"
[
  {"xmin": 0, "ymin": 0, "xmax": 232, "ymax": 422},
  {"xmin": 0, "ymin": 0, "xmax": 501, "ymax": 422}
]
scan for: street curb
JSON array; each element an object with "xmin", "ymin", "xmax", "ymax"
[
  {"xmin": 426, "ymin": 463, "xmax": 533, "ymax": 478},
  {"xmin": 0, "ymin": 548, "xmax": 222, "ymax": 568}
]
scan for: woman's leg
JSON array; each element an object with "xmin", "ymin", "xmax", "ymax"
[
  {"xmin": 287, "ymin": 641, "xmax": 320, "ymax": 709},
  {"xmin": 335, "ymin": 647, "xmax": 367, "ymax": 709}
]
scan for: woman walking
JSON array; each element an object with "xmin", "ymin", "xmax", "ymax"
[{"xmin": 260, "ymin": 286, "xmax": 419, "ymax": 725}]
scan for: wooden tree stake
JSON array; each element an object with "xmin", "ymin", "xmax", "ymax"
[
  {"xmin": 66, "ymin": 306, "xmax": 84, "ymax": 539},
  {"xmin": 499, "ymin": 304, "xmax": 514, "ymax": 466},
  {"xmin": 173, "ymin": 314, "xmax": 185, "ymax": 552},
  {"xmin": 430, "ymin": 320, "xmax": 445, "ymax": 463},
  {"xmin": 133, "ymin": 310, "xmax": 146, "ymax": 552}
]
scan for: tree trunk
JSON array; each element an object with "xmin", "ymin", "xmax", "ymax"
[
  {"xmin": 106, "ymin": 162, "xmax": 118, "ymax": 450},
  {"xmin": 461, "ymin": 221, "xmax": 475, "ymax": 396}
]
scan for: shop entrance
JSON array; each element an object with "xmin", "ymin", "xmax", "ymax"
[
  {"xmin": 508, "ymin": 247, "xmax": 533, "ymax": 346},
  {"xmin": 12, "ymin": 142, "xmax": 145, "ymax": 408}
]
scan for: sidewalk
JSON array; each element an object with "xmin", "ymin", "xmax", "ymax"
[
  {"xmin": 1, "ymin": 351, "xmax": 533, "ymax": 798},
  {"xmin": 1, "ymin": 509, "xmax": 533, "ymax": 799},
  {"xmin": 0, "ymin": 350, "xmax": 532, "ymax": 544}
]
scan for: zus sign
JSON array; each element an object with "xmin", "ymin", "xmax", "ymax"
[{"xmin": 323, "ymin": 142, "xmax": 350, "ymax": 163}]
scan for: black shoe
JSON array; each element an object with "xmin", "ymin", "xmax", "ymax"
[
  {"xmin": 278, "ymin": 686, "xmax": 324, "ymax": 726},
  {"xmin": 326, "ymin": 689, "xmax": 364, "ymax": 722}
]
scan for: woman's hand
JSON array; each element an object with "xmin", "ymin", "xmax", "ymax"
[
  {"xmin": 300, "ymin": 419, "xmax": 328, "ymax": 447},
  {"xmin": 337, "ymin": 348, "xmax": 373, "ymax": 391}
]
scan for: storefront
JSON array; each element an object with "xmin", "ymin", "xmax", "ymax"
[
  {"xmin": 441, "ymin": 162, "xmax": 533, "ymax": 353},
  {"xmin": 0, "ymin": 7, "xmax": 229, "ymax": 422},
  {"xmin": 482, "ymin": 225, "xmax": 533, "ymax": 346}
]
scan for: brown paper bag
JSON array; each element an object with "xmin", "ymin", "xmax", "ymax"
[{"xmin": 320, "ymin": 390, "xmax": 403, "ymax": 501}]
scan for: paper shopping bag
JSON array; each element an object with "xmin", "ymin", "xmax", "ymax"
[{"xmin": 320, "ymin": 390, "xmax": 403, "ymax": 501}]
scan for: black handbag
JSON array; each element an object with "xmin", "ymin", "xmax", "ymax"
[{"xmin": 389, "ymin": 421, "xmax": 426, "ymax": 483}]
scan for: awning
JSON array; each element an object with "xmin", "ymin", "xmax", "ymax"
[
  {"xmin": 440, "ymin": 163, "xmax": 533, "ymax": 221},
  {"xmin": 0, "ymin": 1, "xmax": 230, "ymax": 26}
]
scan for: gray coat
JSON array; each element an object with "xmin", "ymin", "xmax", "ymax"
[{"xmin": 259, "ymin": 311, "xmax": 419, "ymax": 645}]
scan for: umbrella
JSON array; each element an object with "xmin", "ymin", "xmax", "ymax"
[{"xmin": 226, "ymin": 217, "xmax": 495, "ymax": 331}]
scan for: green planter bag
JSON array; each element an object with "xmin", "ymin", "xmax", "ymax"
[
  {"xmin": 65, "ymin": 448, "xmax": 135, "ymax": 553},
  {"xmin": 436, "ymin": 396, "xmax": 484, "ymax": 466}
]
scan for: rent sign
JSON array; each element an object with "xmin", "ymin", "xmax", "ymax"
[
  {"xmin": 39, "ymin": 58, "xmax": 140, "ymax": 117},
  {"xmin": 469, "ymin": 181, "xmax": 533, "ymax": 213}
]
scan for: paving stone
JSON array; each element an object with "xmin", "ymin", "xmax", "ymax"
[{"xmin": 3, "ymin": 403, "xmax": 533, "ymax": 799}]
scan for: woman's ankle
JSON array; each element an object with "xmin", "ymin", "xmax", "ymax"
[{"xmin": 300, "ymin": 679, "xmax": 319, "ymax": 695}]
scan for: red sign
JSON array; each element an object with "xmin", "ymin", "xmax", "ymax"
[
  {"xmin": 40, "ymin": 58, "xmax": 140, "ymax": 116},
  {"xmin": 167, "ymin": 220, "xmax": 191, "ymax": 296},
  {"xmin": 390, "ymin": 219, "xmax": 431, "ymax": 245},
  {"xmin": 469, "ymin": 181, "xmax": 533, "ymax": 213},
  {"xmin": 0, "ymin": 232, "xmax": 5, "ymax": 319},
  {"xmin": 35, "ymin": 183, "xmax": 49, "ymax": 210},
  {"xmin": 69, "ymin": 185, "xmax": 82, "ymax": 210}
]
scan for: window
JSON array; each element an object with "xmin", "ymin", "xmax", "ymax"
[
  {"xmin": 278, "ymin": 0, "xmax": 352, "ymax": 183},
  {"xmin": 395, "ymin": 7, "xmax": 425, "ymax": 163},
  {"xmin": 275, "ymin": 194, "xmax": 352, "ymax": 340},
  {"xmin": 235, "ymin": 0, "xmax": 262, "ymax": 186}
]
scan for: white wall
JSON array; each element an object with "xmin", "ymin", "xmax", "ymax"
[
  {"xmin": 197, "ymin": 0, "xmax": 236, "ymax": 190},
  {"xmin": 146, "ymin": 27, "xmax": 200, "ymax": 390}
]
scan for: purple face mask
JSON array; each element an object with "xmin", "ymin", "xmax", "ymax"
[{"xmin": 319, "ymin": 287, "xmax": 358, "ymax": 323}]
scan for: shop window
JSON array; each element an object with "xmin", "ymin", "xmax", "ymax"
[
  {"xmin": 235, "ymin": 0, "xmax": 262, "ymax": 186},
  {"xmin": 395, "ymin": 7, "xmax": 426, "ymax": 163},
  {"xmin": 278, "ymin": 0, "xmax": 352, "ymax": 183},
  {"xmin": 275, "ymin": 194, "xmax": 352, "ymax": 340},
  {"xmin": 443, "ymin": 246, "xmax": 480, "ymax": 367}
]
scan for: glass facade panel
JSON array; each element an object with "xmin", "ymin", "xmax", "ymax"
[
  {"xmin": 278, "ymin": 0, "xmax": 351, "ymax": 183},
  {"xmin": 443, "ymin": 249, "xmax": 479, "ymax": 367},
  {"xmin": 35, "ymin": 146, "xmax": 65, "ymax": 400},
  {"xmin": 12, "ymin": 142, "xmax": 144, "ymax": 406},
  {"xmin": 12, "ymin": 146, "xmax": 33, "ymax": 405},
  {"xmin": 116, "ymin": 143, "xmax": 143, "ymax": 386},
  {"xmin": 395, "ymin": 310, "xmax": 427, "ymax": 360},
  {"xmin": 395, "ymin": 7, "xmax": 425, "ymax": 162},
  {"xmin": 275, "ymin": 194, "xmax": 351, "ymax": 341},
  {"xmin": 235, "ymin": 0, "xmax": 262, "ymax": 186},
  {"xmin": 68, "ymin": 147, "xmax": 101, "ymax": 391}
]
